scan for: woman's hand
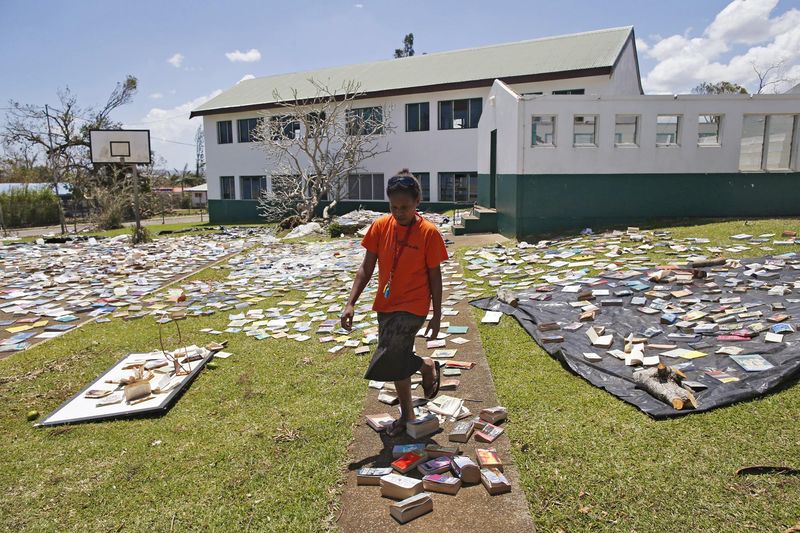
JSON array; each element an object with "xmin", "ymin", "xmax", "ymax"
[
  {"xmin": 425, "ymin": 312, "xmax": 441, "ymax": 341},
  {"xmin": 341, "ymin": 303, "xmax": 355, "ymax": 330}
]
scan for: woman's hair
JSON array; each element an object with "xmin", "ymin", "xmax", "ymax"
[{"xmin": 386, "ymin": 169, "xmax": 421, "ymax": 200}]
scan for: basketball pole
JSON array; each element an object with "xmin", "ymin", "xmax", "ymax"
[{"xmin": 122, "ymin": 156, "xmax": 142, "ymax": 238}]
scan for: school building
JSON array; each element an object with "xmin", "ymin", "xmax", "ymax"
[{"xmin": 190, "ymin": 26, "xmax": 800, "ymax": 239}]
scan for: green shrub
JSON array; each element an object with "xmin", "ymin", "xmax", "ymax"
[{"xmin": 0, "ymin": 187, "xmax": 61, "ymax": 228}]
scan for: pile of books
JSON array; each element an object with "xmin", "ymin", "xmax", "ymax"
[{"xmin": 358, "ymin": 406, "xmax": 511, "ymax": 523}]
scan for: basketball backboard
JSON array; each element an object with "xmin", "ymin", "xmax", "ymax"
[{"xmin": 89, "ymin": 129, "xmax": 151, "ymax": 164}]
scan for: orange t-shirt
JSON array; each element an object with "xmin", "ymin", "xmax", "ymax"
[{"xmin": 361, "ymin": 214, "xmax": 449, "ymax": 317}]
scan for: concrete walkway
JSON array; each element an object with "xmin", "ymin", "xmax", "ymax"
[{"xmin": 337, "ymin": 234, "xmax": 535, "ymax": 532}]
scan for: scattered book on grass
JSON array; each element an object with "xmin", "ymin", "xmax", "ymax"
[
  {"xmin": 481, "ymin": 311, "xmax": 503, "ymax": 324},
  {"xmin": 356, "ymin": 467, "xmax": 393, "ymax": 485},
  {"xmin": 380, "ymin": 473, "xmax": 423, "ymax": 500},
  {"xmin": 481, "ymin": 468, "xmax": 512, "ymax": 495},
  {"xmin": 378, "ymin": 391, "xmax": 399, "ymax": 405},
  {"xmin": 452, "ymin": 456, "xmax": 481, "ymax": 484},
  {"xmin": 431, "ymin": 348, "xmax": 457, "ymax": 359},
  {"xmin": 422, "ymin": 472, "xmax": 462, "ymax": 495},
  {"xmin": 389, "ymin": 492, "xmax": 432, "ymax": 524}
]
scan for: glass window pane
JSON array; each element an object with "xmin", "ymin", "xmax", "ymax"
[
  {"xmin": 765, "ymin": 115, "xmax": 795, "ymax": 170},
  {"xmin": 348, "ymin": 175, "xmax": 360, "ymax": 199},
  {"xmin": 469, "ymin": 98, "xmax": 482, "ymax": 128},
  {"xmin": 454, "ymin": 173, "xmax": 468, "ymax": 202},
  {"xmin": 469, "ymin": 174, "xmax": 478, "ymax": 202},
  {"xmin": 414, "ymin": 172, "xmax": 430, "ymax": 201},
  {"xmin": 698, "ymin": 115, "xmax": 722, "ymax": 145},
  {"xmin": 221, "ymin": 176, "xmax": 234, "ymax": 199},
  {"xmin": 656, "ymin": 115, "xmax": 680, "ymax": 145},
  {"xmin": 420, "ymin": 103, "xmax": 430, "ymax": 131},
  {"xmin": 372, "ymin": 174, "xmax": 384, "ymax": 200},
  {"xmin": 615, "ymin": 115, "xmax": 638, "ymax": 145},
  {"xmin": 359, "ymin": 174, "xmax": 372, "ymax": 199},
  {"xmin": 574, "ymin": 115, "xmax": 597, "ymax": 145},
  {"xmin": 407, "ymin": 103, "xmax": 419, "ymax": 132},
  {"xmin": 453, "ymin": 100, "xmax": 469, "ymax": 129},
  {"xmin": 439, "ymin": 101, "xmax": 453, "ymax": 129},
  {"xmin": 439, "ymin": 173, "xmax": 453, "ymax": 201},
  {"xmin": 532, "ymin": 115, "xmax": 556, "ymax": 146},
  {"xmin": 739, "ymin": 115, "xmax": 766, "ymax": 171}
]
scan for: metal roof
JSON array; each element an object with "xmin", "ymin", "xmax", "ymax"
[{"xmin": 191, "ymin": 26, "xmax": 633, "ymax": 117}]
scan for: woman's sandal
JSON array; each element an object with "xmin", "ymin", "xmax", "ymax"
[
  {"xmin": 424, "ymin": 361, "xmax": 442, "ymax": 400},
  {"xmin": 385, "ymin": 418, "xmax": 407, "ymax": 437}
]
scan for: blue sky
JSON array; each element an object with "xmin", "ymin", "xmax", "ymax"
[{"xmin": 1, "ymin": 0, "xmax": 798, "ymax": 169}]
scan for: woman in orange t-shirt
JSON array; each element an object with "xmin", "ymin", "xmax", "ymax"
[{"xmin": 341, "ymin": 170, "xmax": 449, "ymax": 437}]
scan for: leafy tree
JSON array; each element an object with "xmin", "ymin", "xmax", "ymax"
[
  {"xmin": 394, "ymin": 33, "xmax": 414, "ymax": 58},
  {"xmin": 691, "ymin": 81, "xmax": 748, "ymax": 95}
]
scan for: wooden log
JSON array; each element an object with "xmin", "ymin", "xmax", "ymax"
[{"xmin": 633, "ymin": 363, "xmax": 696, "ymax": 410}]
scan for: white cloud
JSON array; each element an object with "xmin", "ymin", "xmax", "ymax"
[
  {"xmin": 149, "ymin": 92, "xmax": 164, "ymax": 100},
  {"xmin": 236, "ymin": 74, "xmax": 256, "ymax": 84},
  {"xmin": 354, "ymin": 3, "xmax": 364, "ymax": 7},
  {"xmin": 640, "ymin": 0, "xmax": 800, "ymax": 94},
  {"xmin": 225, "ymin": 48, "xmax": 262, "ymax": 63},
  {"xmin": 126, "ymin": 89, "xmax": 223, "ymax": 169},
  {"xmin": 167, "ymin": 53, "xmax": 184, "ymax": 68}
]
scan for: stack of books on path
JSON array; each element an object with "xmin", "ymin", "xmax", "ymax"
[{"xmin": 358, "ymin": 405, "xmax": 512, "ymax": 524}]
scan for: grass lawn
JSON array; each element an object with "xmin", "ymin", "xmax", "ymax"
[
  {"xmin": 0, "ymin": 274, "xmax": 364, "ymax": 531},
  {"xmin": 464, "ymin": 217, "xmax": 800, "ymax": 531}
]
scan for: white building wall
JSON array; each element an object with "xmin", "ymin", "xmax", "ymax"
[
  {"xmin": 479, "ymin": 83, "xmax": 800, "ymax": 175},
  {"xmin": 202, "ymin": 74, "xmax": 625, "ymax": 202}
]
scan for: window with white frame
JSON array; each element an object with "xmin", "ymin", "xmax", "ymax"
[
  {"xmin": 656, "ymin": 115, "xmax": 681, "ymax": 146},
  {"xmin": 573, "ymin": 115, "xmax": 597, "ymax": 146},
  {"xmin": 220, "ymin": 176, "xmax": 235, "ymax": 199},
  {"xmin": 765, "ymin": 114, "xmax": 796, "ymax": 170},
  {"xmin": 346, "ymin": 107, "xmax": 384, "ymax": 135},
  {"xmin": 614, "ymin": 115, "xmax": 639, "ymax": 145},
  {"xmin": 532, "ymin": 115, "xmax": 556, "ymax": 146},
  {"xmin": 438, "ymin": 98, "xmax": 482, "ymax": 129},
  {"xmin": 698, "ymin": 114, "xmax": 722, "ymax": 145},
  {"xmin": 438, "ymin": 172, "xmax": 478, "ymax": 202},
  {"xmin": 347, "ymin": 173, "xmax": 384, "ymax": 200},
  {"xmin": 739, "ymin": 115, "xmax": 766, "ymax": 171},
  {"xmin": 240, "ymin": 175, "xmax": 267, "ymax": 200}
]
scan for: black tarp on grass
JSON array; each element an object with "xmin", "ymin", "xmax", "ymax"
[{"xmin": 471, "ymin": 256, "xmax": 800, "ymax": 419}]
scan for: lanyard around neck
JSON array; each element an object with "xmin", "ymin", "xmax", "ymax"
[{"xmin": 389, "ymin": 215, "xmax": 418, "ymax": 280}]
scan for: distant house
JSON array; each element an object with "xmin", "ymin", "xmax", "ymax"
[{"xmin": 186, "ymin": 183, "xmax": 207, "ymax": 208}]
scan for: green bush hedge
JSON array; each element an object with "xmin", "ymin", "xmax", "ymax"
[{"xmin": 0, "ymin": 187, "xmax": 61, "ymax": 228}]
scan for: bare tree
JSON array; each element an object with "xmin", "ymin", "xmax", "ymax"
[
  {"xmin": 252, "ymin": 79, "xmax": 394, "ymax": 223},
  {"xmin": 2, "ymin": 76, "xmax": 137, "ymax": 232},
  {"xmin": 752, "ymin": 60, "xmax": 797, "ymax": 94}
]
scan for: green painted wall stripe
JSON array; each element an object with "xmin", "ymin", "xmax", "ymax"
[{"xmin": 488, "ymin": 172, "xmax": 800, "ymax": 240}]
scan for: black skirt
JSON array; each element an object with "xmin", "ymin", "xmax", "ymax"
[{"xmin": 363, "ymin": 311, "xmax": 427, "ymax": 382}]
